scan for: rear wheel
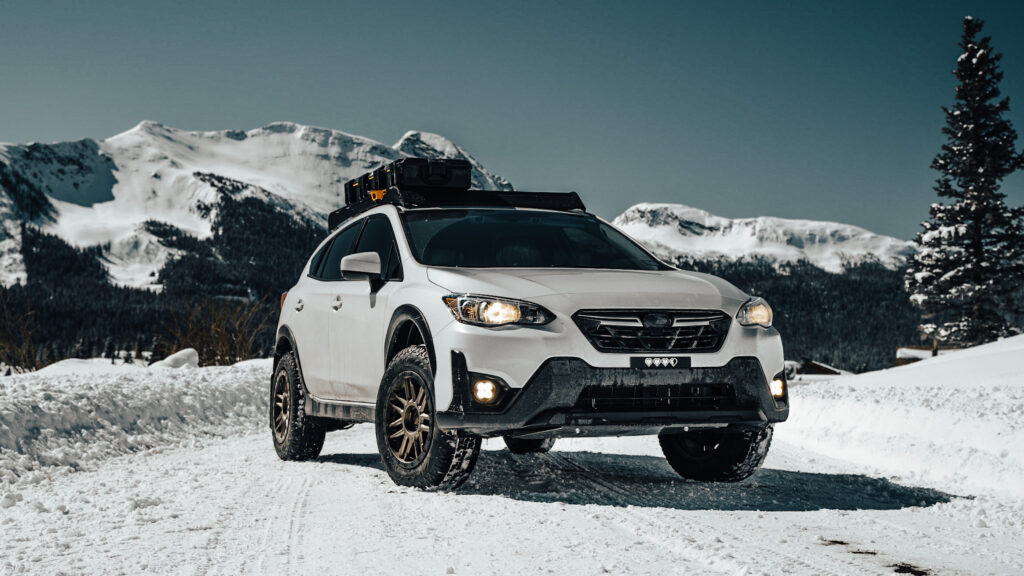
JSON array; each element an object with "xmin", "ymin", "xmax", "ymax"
[
  {"xmin": 659, "ymin": 425, "xmax": 772, "ymax": 482},
  {"xmin": 503, "ymin": 436, "xmax": 556, "ymax": 454},
  {"xmin": 375, "ymin": 346, "xmax": 481, "ymax": 491},
  {"xmin": 271, "ymin": 352, "xmax": 325, "ymax": 461}
]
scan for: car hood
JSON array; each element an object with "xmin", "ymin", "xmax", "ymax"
[{"xmin": 425, "ymin": 267, "xmax": 749, "ymax": 312}]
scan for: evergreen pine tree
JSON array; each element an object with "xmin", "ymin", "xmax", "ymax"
[
  {"xmin": 151, "ymin": 335, "xmax": 169, "ymax": 364},
  {"xmin": 906, "ymin": 16, "xmax": 1024, "ymax": 346},
  {"xmin": 134, "ymin": 335, "xmax": 146, "ymax": 360}
]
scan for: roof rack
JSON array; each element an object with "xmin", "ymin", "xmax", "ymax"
[{"xmin": 328, "ymin": 158, "xmax": 586, "ymax": 230}]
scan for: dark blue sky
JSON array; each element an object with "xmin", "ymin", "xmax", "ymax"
[{"xmin": 2, "ymin": 1, "xmax": 1023, "ymax": 238}]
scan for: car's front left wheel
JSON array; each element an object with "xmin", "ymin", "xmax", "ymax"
[
  {"xmin": 271, "ymin": 351, "xmax": 326, "ymax": 460},
  {"xmin": 375, "ymin": 345, "xmax": 481, "ymax": 491}
]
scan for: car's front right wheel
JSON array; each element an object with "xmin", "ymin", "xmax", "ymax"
[
  {"xmin": 375, "ymin": 345, "xmax": 481, "ymax": 491},
  {"xmin": 659, "ymin": 424, "xmax": 773, "ymax": 482}
]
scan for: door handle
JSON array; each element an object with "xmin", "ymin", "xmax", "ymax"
[
  {"xmin": 294, "ymin": 299, "xmax": 304, "ymax": 312},
  {"xmin": 332, "ymin": 296, "xmax": 343, "ymax": 311}
]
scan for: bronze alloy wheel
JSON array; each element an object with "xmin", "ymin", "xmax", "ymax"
[
  {"xmin": 272, "ymin": 371, "xmax": 291, "ymax": 444},
  {"xmin": 385, "ymin": 372, "xmax": 433, "ymax": 465}
]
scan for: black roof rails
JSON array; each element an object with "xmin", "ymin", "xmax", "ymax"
[{"xmin": 328, "ymin": 158, "xmax": 586, "ymax": 230}]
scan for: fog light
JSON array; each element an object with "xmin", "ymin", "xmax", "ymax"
[
  {"xmin": 770, "ymin": 378, "xmax": 786, "ymax": 399},
  {"xmin": 472, "ymin": 379, "xmax": 499, "ymax": 404}
]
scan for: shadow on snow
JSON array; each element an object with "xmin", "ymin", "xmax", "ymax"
[{"xmin": 316, "ymin": 450, "xmax": 953, "ymax": 512}]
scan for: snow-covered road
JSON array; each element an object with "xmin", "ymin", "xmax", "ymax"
[
  {"xmin": 2, "ymin": 338, "xmax": 1023, "ymax": 575},
  {"xmin": 4, "ymin": 431, "xmax": 1020, "ymax": 576}
]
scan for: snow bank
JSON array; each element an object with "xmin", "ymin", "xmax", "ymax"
[
  {"xmin": 34, "ymin": 348, "xmax": 201, "ymax": 374},
  {"xmin": 149, "ymin": 348, "xmax": 199, "ymax": 369},
  {"xmin": 34, "ymin": 358, "xmax": 147, "ymax": 376},
  {"xmin": 778, "ymin": 335, "xmax": 1024, "ymax": 499},
  {"xmin": 0, "ymin": 361, "xmax": 268, "ymax": 486}
]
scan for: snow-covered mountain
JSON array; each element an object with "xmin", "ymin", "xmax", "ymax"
[
  {"xmin": 614, "ymin": 203, "xmax": 914, "ymax": 273},
  {"xmin": 0, "ymin": 122, "xmax": 511, "ymax": 288},
  {"xmin": 2, "ymin": 122, "xmax": 914, "ymax": 290}
]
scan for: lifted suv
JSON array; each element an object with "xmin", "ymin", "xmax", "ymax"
[{"xmin": 272, "ymin": 159, "xmax": 788, "ymax": 490}]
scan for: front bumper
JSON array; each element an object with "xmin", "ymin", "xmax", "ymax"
[
  {"xmin": 429, "ymin": 304, "xmax": 786, "ymax": 413},
  {"xmin": 436, "ymin": 353, "xmax": 788, "ymax": 437}
]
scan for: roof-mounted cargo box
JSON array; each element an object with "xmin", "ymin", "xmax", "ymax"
[
  {"xmin": 329, "ymin": 158, "xmax": 585, "ymax": 230},
  {"xmin": 344, "ymin": 158, "xmax": 472, "ymax": 205}
]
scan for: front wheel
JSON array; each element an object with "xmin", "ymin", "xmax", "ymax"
[
  {"xmin": 659, "ymin": 425, "xmax": 773, "ymax": 482},
  {"xmin": 375, "ymin": 346, "xmax": 481, "ymax": 491}
]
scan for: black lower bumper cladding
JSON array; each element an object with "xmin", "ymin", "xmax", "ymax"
[{"xmin": 438, "ymin": 353, "xmax": 788, "ymax": 436}]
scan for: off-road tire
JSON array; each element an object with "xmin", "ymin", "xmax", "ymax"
[
  {"xmin": 271, "ymin": 352, "xmax": 326, "ymax": 461},
  {"xmin": 659, "ymin": 424, "xmax": 773, "ymax": 482},
  {"xmin": 503, "ymin": 436, "xmax": 556, "ymax": 454},
  {"xmin": 375, "ymin": 345, "xmax": 481, "ymax": 491}
]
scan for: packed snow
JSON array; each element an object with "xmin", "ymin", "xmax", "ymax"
[
  {"xmin": 614, "ymin": 202, "xmax": 915, "ymax": 272},
  {"xmin": 0, "ymin": 355, "xmax": 265, "ymax": 485},
  {"xmin": 1, "ymin": 338, "xmax": 1022, "ymax": 574},
  {"xmin": 781, "ymin": 335, "xmax": 1024, "ymax": 500}
]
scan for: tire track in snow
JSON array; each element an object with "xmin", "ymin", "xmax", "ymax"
[
  {"xmin": 283, "ymin": 474, "xmax": 312, "ymax": 575},
  {"xmin": 535, "ymin": 451, "xmax": 740, "ymax": 575},
  {"xmin": 242, "ymin": 469, "xmax": 287, "ymax": 575},
  {"xmin": 541, "ymin": 451, "xmax": 863, "ymax": 576}
]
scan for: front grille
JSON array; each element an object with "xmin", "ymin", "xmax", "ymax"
[
  {"xmin": 573, "ymin": 383, "xmax": 739, "ymax": 412},
  {"xmin": 573, "ymin": 309, "xmax": 731, "ymax": 353}
]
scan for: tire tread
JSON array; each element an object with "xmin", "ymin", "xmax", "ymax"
[
  {"xmin": 272, "ymin": 352, "xmax": 326, "ymax": 461},
  {"xmin": 376, "ymin": 346, "xmax": 481, "ymax": 491},
  {"xmin": 659, "ymin": 425, "xmax": 773, "ymax": 483}
]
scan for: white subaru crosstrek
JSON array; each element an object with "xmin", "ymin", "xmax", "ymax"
[{"xmin": 272, "ymin": 159, "xmax": 788, "ymax": 490}]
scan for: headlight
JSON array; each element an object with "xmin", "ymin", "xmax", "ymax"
[
  {"xmin": 443, "ymin": 295, "xmax": 555, "ymax": 327},
  {"xmin": 736, "ymin": 297, "xmax": 773, "ymax": 328}
]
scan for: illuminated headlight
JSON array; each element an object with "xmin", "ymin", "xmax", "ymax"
[
  {"xmin": 770, "ymin": 378, "xmax": 785, "ymax": 399},
  {"xmin": 444, "ymin": 295, "xmax": 554, "ymax": 327},
  {"xmin": 736, "ymin": 297, "xmax": 773, "ymax": 328}
]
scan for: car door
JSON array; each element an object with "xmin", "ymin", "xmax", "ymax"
[
  {"xmin": 292, "ymin": 219, "xmax": 364, "ymax": 399},
  {"xmin": 330, "ymin": 214, "xmax": 404, "ymax": 404}
]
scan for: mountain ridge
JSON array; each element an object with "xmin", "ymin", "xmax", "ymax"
[
  {"xmin": 0, "ymin": 121, "xmax": 511, "ymax": 288},
  {"xmin": 614, "ymin": 202, "xmax": 913, "ymax": 273}
]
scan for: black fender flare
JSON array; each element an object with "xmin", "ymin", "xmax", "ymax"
[
  {"xmin": 274, "ymin": 325, "xmax": 302, "ymax": 375},
  {"xmin": 384, "ymin": 305, "xmax": 437, "ymax": 373}
]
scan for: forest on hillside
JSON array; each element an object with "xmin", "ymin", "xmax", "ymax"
[
  {"xmin": 676, "ymin": 258, "xmax": 921, "ymax": 372},
  {"xmin": 0, "ymin": 194, "xmax": 324, "ymax": 371}
]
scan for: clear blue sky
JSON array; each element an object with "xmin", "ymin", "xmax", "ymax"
[{"xmin": 2, "ymin": 0, "xmax": 1023, "ymax": 238}]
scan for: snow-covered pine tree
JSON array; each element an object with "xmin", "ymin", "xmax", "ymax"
[{"xmin": 906, "ymin": 16, "xmax": 1024, "ymax": 346}]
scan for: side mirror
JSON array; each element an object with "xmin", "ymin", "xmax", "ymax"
[{"xmin": 340, "ymin": 252, "xmax": 381, "ymax": 280}]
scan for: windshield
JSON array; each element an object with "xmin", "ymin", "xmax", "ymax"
[{"xmin": 401, "ymin": 209, "xmax": 667, "ymax": 270}]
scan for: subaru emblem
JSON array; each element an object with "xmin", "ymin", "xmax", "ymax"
[{"xmin": 643, "ymin": 313, "xmax": 671, "ymax": 328}]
